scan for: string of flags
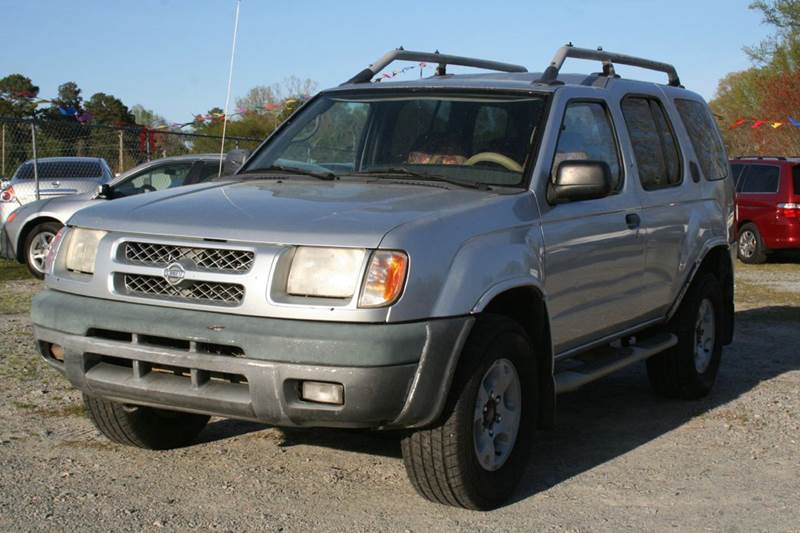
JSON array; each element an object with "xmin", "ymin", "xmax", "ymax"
[
  {"xmin": 374, "ymin": 62, "xmax": 429, "ymax": 82},
  {"xmin": 730, "ymin": 116, "xmax": 800, "ymax": 130}
]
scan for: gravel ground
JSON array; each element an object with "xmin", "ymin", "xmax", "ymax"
[{"xmin": 0, "ymin": 258, "xmax": 798, "ymax": 531}]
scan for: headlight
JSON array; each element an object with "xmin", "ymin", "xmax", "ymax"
[
  {"xmin": 64, "ymin": 228, "xmax": 106, "ymax": 275},
  {"xmin": 287, "ymin": 247, "xmax": 366, "ymax": 298},
  {"xmin": 358, "ymin": 251, "xmax": 408, "ymax": 308}
]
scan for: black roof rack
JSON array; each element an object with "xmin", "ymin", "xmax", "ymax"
[
  {"xmin": 535, "ymin": 44, "xmax": 682, "ymax": 87},
  {"xmin": 733, "ymin": 156, "xmax": 787, "ymax": 160},
  {"xmin": 343, "ymin": 48, "xmax": 527, "ymax": 85}
]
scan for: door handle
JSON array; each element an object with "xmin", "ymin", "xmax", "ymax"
[
  {"xmin": 625, "ymin": 213, "xmax": 641, "ymax": 229},
  {"xmin": 51, "ymin": 181, "xmax": 60, "ymax": 187}
]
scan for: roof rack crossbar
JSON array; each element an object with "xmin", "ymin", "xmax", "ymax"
[
  {"xmin": 343, "ymin": 48, "xmax": 528, "ymax": 85},
  {"xmin": 535, "ymin": 44, "xmax": 682, "ymax": 87},
  {"xmin": 734, "ymin": 155, "xmax": 786, "ymax": 160}
]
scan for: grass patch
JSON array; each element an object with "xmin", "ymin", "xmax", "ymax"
[{"xmin": 0, "ymin": 259, "xmax": 29, "ymax": 282}]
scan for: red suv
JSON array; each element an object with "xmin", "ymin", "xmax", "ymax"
[{"xmin": 730, "ymin": 157, "xmax": 800, "ymax": 263}]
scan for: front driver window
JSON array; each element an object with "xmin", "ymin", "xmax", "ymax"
[
  {"xmin": 551, "ymin": 101, "xmax": 622, "ymax": 191},
  {"xmin": 114, "ymin": 163, "xmax": 194, "ymax": 197}
]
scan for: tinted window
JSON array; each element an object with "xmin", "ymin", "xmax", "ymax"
[
  {"xmin": 197, "ymin": 162, "xmax": 222, "ymax": 182},
  {"xmin": 739, "ymin": 165, "xmax": 780, "ymax": 193},
  {"xmin": 621, "ymin": 96, "xmax": 681, "ymax": 190},
  {"xmin": 674, "ymin": 99, "xmax": 728, "ymax": 180},
  {"xmin": 551, "ymin": 101, "xmax": 622, "ymax": 191},
  {"xmin": 113, "ymin": 163, "xmax": 194, "ymax": 197},
  {"xmin": 730, "ymin": 163, "xmax": 746, "ymax": 188},
  {"xmin": 15, "ymin": 161, "xmax": 103, "ymax": 179},
  {"xmin": 793, "ymin": 165, "xmax": 800, "ymax": 196}
]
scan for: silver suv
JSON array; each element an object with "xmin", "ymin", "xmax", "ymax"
[{"xmin": 28, "ymin": 46, "xmax": 735, "ymax": 510}]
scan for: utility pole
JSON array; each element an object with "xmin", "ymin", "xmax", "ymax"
[{"xmin": 118, "ymin": 130, "xmax": 124, "ymax": 173}]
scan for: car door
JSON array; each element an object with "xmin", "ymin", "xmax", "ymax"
[
  {"xmin": 619, "ymin": 93, "xmax": 693, "ymax": 319},
  {"xmin": 736, "ymin": 163, "xmax": 781, "ymax": 242},
  {"xmin": 539, "ymin": 98, "xmax": 646, "ymax": 354}
]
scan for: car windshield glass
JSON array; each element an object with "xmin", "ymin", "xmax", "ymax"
[
  {"xmin": 241, "ymin": 93, "xmax": 548, "ymax": 187},
  {"xmin": 15, "ymin": 161, "xmax": 103, "ymax": 179}
]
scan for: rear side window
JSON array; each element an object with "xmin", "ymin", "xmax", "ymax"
[
  {"xmin": 551, "ymin": 101, "xmax": 622, "ymax": 191},
  {"xmin": 739, "ymin": 165, "xmax": 780, "ymax": 193},
  {"xmin": 15, "ymin": 161, "xmax": 103, "ymax": 180},
  {"xmin": 793, "ymin": 165, "xmax": 800, "ymax": 195},
  {"xmin": 674, "ymin": 99, "xmax": 728, "ymax": 181},
  {"xmin": 621, "ymin": 96, "xmax": 682, "ymax": 190},
  {"xmin": 730, "ymin": 163, "xmax": 746, "ymax": 187}
]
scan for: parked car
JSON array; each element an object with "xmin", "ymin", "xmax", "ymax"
[
  {"xmin": 0, "ymin": 157, "xmax": 114, "ymax": 226},
  {"xmin": 1, "ymin": 154, "xmax": 233, "ymax": 278},
  {"xmin": 27, "ymin": 46, "xmax": 735, "ymax": 510},
  {"xmin": 730, "ymin": 156, "xmax": 800, "ymax": 263}
]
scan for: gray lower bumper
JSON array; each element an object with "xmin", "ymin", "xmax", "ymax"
[{"xmin": 32, "ymin": 290, "xmax": 474, "ymax": 428}]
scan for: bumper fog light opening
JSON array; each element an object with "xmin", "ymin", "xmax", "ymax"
[{"xmin": 300, "ymin": 381, "xmax": 344, "ymax": 405}]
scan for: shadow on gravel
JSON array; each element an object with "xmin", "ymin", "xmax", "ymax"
[
  {"xmin": 510, "ymin": 305, "xmax": 799, "ymax": 505},
  {"xmin": 188, "ymin": 306, "xmax": 798, "ymax": 506}
]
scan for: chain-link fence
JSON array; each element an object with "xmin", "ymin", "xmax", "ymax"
[{"xmin": 0, "ymin": 116, "xmax": 262, "ymax": 182}]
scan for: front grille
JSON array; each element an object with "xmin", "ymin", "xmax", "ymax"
[
  {"xmin": 124, "ymin": 241, "xmax": 254, "ymax": 273},
  {"xmin": 123, "ymin": 273, "xmax": 245, "ymax": 305}
]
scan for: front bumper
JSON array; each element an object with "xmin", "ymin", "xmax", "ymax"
[{"xmin": 32, "ymin": 290, "xmax": 473, "ymax": 428}]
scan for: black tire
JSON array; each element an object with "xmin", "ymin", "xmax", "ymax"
[
  {"xmin": 737, "ymin": 223, "xmax": 767, "ymax": 264},
  {"xmin": 83, "ymin": 394, "xmax": 209, "ymax": 449},
  {"xmin": 401, "ymin": 315, "xmax": 537, "ymax": 510},
  {"xmin": 647, "ymin": 273, "xmax": 723, "ymax": 399},
  {"xmin": 22, "ymin": 221, "xmax": 63, "ymax": 279}
]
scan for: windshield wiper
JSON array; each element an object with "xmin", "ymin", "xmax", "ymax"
[
  {"xmin": 352, "ymin": 167, "xmax": 487, "ymax": 190},
  {"xmin": 240, "ymin": 164, "xmax": 338, "ymax": 181}
]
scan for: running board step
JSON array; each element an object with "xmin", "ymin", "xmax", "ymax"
[{"xmin": 554, "ymin": 332, "xmax": 677, "ymax": 394}]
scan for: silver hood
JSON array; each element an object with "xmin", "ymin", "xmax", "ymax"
[{"xmin": 69, "ymin": 179, "xmax": 502, "ymax": 248}]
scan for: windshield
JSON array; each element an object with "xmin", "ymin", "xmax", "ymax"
[{"xmin": 242, "ymin": 93, "xmax": 548, "ymax": 187}]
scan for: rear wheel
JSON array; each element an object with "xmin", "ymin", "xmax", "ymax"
[
  {"xmin": 23, "ymin": 221, "xmax": 62, "ymax": 279},
  {"xmin": 737, "ymin": 223, "xmax": 767, "ymax": 264},
  {"xmin": 401, "ymin": 315, "xmax": 537, "ymax": 510},
  {"xmin": 83, "ymin": 394, "xmax": 209, "ymax": 449},
  {"xmin": 647, "ymin": 273, "xmax": 723, "ymax": 399}
]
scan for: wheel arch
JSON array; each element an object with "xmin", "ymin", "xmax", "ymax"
[
  {"xmin": 669, "ymin": 243, "xmax": 735, "ymax": 345},
  {"xmin": 16, "ymin": 216, "xmax": 64, "ymax": 263},
  {"xmin": 478, "ymin": 284, "xmax": 556, "ymax": 428}
]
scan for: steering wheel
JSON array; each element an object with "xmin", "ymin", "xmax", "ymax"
[
  {"xmin": 140, "ymin": 184, "xmax": 157, "ymax": 193},
  {"xmin": 465, "ymin": 152, "xmax": 523, "ymax": 172}
]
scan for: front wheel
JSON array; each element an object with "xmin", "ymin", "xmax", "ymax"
[
  {"xmin": 23, "ymin": 221, "xmax": 62, "ymax": 279},
  {"xmin": 83, "ymin": 394, "xmax": 209, "ymax": 449},
  {"xmin": 401, "ymin": 315, "xmax": 537, "ymax": 510}
]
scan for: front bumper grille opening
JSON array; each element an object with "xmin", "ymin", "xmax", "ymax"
[
  {"xmin": 196, "ymin": 342, "xmax": 245, "ymax": 357},
  {"xmin": 139, "ymin": 334, "xmax": 191, "ymax": 351},
  {"xmin": 87, "ymin": 328, "xmax": 133, "ymax": 343},
  {"xmin": 121, "ymin": 273, "xmax": 245, "ymax": 305},
  {"xmin": 123, "ymin": 241, "xmax": 254, "ymax": 273}
]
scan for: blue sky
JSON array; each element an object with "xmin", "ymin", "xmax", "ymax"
[{"xmin": 1, "ymin": 0, "xmax": 772, "ymax": 123}]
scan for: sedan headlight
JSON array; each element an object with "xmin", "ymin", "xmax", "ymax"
[
  {"xmin": 287, "ymin": 247, "xmax": 366, "ymax": 298},
  {"xmin": 64, "ymin": 228, "xmax": 106, "ymax": 275}
]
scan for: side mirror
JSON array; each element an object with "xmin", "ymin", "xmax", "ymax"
[
  {"xmin": 223, "ymin": 149, "xmax": 251, "ymax": 176},
  {"xmin": 95, "ymin": 183, "xmax": 113, "ymax": 199},
  {"xmin": 550, "ymin": 160, "xmax": 612, "ymax": 204}
]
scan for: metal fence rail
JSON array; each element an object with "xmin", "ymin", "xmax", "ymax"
[{"xmin": 0, "ymin": 117, "xmax": 262, "ymax": 181}]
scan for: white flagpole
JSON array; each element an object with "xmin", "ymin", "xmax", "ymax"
[{"xmin": 218, "ymin": 0, "xmax": 241, "ymax": 177}]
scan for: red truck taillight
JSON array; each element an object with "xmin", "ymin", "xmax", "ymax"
[{"xmin": 777, "ymin": 203, "xmax": 800, "ymax": 219}]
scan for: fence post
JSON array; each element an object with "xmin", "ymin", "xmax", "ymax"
[
  {"xmin": 31, "ymin": 120, "xmax": 40, "ymax": 201},
  {"xmin": 118, "ymin": 130, "xmax": 124, "ymax": 174},
  {"xmin": 145, "ymin": 129, "xmax": 151, "ymax": 161},
  {"xmin": 1, "ymin": 124, "xmax": 5, "ymax": 177}
]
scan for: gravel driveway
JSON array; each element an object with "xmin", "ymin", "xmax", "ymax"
[{"xmin": 0, "ymin": 259, "xmax": 798, "ymax": 531}]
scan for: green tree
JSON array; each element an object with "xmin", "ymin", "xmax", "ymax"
[
  {"xmin": 85, "ymin": 92, "xmax": 135, "ymax": 126},
  {"xmin": 746, "ymin": 0, "xmax": 800, "ymax": 71},
  {"xmin": 0, "ymin": 74, "xmax": 39, "ymax": 117}
]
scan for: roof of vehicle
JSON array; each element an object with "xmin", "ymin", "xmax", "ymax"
[
  {"xmin": 17, "ymin": 156, "xmax": 107, "ymax": 164},
  {"xmin": 731, "ymin": 156, "xmax": 800, "ymax": 163}
]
